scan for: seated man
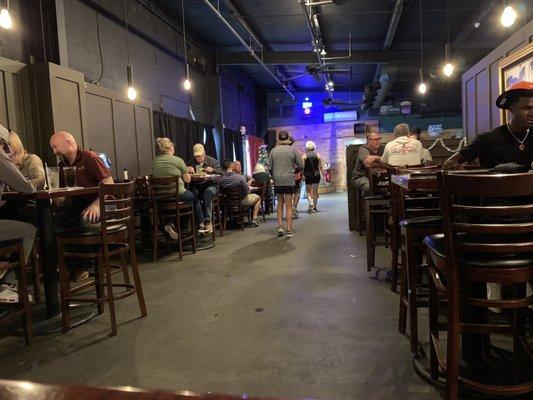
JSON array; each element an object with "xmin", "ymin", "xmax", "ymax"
[
  {"xmin": 187, "ymin": 144, "xmax": 223, "ymax": 233},
  {"xmin": 409, "ymin": 127, "xmax": 433, "ymax": 164},
  {"xmin": 232, "ymin": 160, "xmax": 252, "ymax": 182},
  {"xmin": 49, "ymin": 131, "xmax": 114, "ymax": 281},
  {"xmin": 0, "ymin": 124, "xmax": 36, "ymax": 299},
  {"xmin": 219, "ymin": 160, "xmax": 261, "ymax": 227},
  {"xmin": 351, "ymin": 131, "xmax": 383, "ymax": 193},
  {"xmin": 381, "ymin": 123, "xmax": 425, "ymax": 167},
  {"xmin": 444, "ymin": 81, "xmax": 532, "ymax": 169}
]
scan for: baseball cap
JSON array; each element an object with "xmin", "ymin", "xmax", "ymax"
[
  {"xmin": 193, "ymin": 143, "xmax": 205, "ymax": 156},
  {"xmin": 496, "ymin": 81, "xmax": 533, "ymax": 109},
  {"xmin": 0, "ymin": 123, "xmax": 9, "ymax": 142}
]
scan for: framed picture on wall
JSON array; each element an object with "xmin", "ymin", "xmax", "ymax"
[{"xmin": 499, "ymin": 42, "xmax": 533, "ymax": 123}]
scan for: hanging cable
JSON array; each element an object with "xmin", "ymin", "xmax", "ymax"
[
  {"xmin": 124, "ymin": 0, "xmax": 130, "ymax": 65},
  {"xmin": 93, "ymin": 0, "xmax": 104, "ymax": 84}
]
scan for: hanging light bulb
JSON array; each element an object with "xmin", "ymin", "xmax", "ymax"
[
  {"xmin": 327, "ymin": 80, "xmax": 334, "ymax": 87},
  {"xmin": 182, "ymin": 64, "xmax": 192, "ymax": 91},
  {"xmin": 320, "ymin": 48, "xmax": 327, "ymax": 56},
  {"xmin": 126, "ymin": 65, "xmax": 137, "ymax": 101},
  {"xmin": 417, "ymin": 68, "xmax": 427, "ymax": 94},
  {"xmin": 500, "ymin": 5, "xmax": 517, "ymax": 27},
  {"xmin": 0, "ymin": 3, "xmax": 12, "ymax": 30},
  {"xmin": 442, "ymin": 43, "xmax": 454, "ymax": 77},
  {"xmin": 443, "ymin": 62, "xmax": 454, "ymax": 77}
]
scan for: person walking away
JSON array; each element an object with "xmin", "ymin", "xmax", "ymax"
[
  {"xmin": 269, "ymin": 131, "xmax": 303, "ymax": 238},
  {"xmin": 302, "ymin": 141, "xmax": 324, "ymax": 213}
]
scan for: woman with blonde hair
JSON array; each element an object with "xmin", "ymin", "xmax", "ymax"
[
  {"xmin": 302, "ymin": 140, "xmax": 324, "ymax": 213},
  {"xmin": 7, "ymin": 131, "xmax": 45, "ymax": 190},
  {"xmin": 152, "ymin": 137, "xmax": 208, "ymax": 236}
]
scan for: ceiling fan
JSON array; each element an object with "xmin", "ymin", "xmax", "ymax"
[{"xmin": 284, "ymin": 63, "xmax": 350, "ymax": 83}]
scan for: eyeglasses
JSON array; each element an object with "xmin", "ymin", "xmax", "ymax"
[{"xmin": 368, "ymin": 137, "xmax": 383, "ymax": 141}]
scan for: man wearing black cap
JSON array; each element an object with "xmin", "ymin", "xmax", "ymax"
[{"xmin": 444, "ymin": 81, "xmax": 533, "ymax": 169}]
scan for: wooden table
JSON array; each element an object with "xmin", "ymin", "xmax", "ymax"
[
  {"xmin": 391, "ymin": 172, "xmax": 438, "ymax": 192},
  {"xmin": 0, "ymin": 379, "xmax": 301, "ymax": 400},
  {"xmin": 3, "ymin": 187, "xmax": 98, "ymax": 319}
]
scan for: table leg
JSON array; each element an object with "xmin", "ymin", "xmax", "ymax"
[{"xmin": 36, "ymin": 198, "xmax": 60, "ymax": 318}]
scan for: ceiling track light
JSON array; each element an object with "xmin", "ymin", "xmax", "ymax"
[
  {"xmin": 500, "ymin": 3, "xmax": 517, "ymax": 27},
  {"xmin": 0, "ymin": 0, "xmax": 12, "ymax": 30}
]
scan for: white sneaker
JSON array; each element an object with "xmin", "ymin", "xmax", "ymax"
[
  {"xmin": 164, "ymin": 224, "xmax": 179, "ymax": 240},
  {"xmin": 0, "ymin": 284, "xmax": 33, "ymax": 303},
  {"xmin": 277, "ymin": 227, "xmax": 285, "ymax": 237}
]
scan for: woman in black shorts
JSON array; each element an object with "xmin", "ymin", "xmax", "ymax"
[{"xmin": 302, "ymin": 141, "xmax": 324, "ymax": 213}]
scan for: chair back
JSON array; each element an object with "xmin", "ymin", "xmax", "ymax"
[
  {"xmin": 251, "ymin": 180, "xmax": 267, "ymax": 201},
  {"xmin": 149, "ymin": 176, "xmax": 180, "ymax": 203},
  {"xmin": 98, "ymin": 181, "xmax": 135, "ymax": 234},
  {"xmin": 367, "ymin": 165, "xmax": 388, "ymax": 196},
  {"xmin": 438, "ymin": 171, "xmax": 533, "ymax": 280},
  {"xmin": 133, "ymin": 176, "xmax": 151, "ymax": 200},
  {"xmin": 221, "ymin": 185, "xmax": 243, "ymax": 212}
]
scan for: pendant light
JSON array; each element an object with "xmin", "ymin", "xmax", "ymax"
[
  {"xmin": 124, "ymin": 0, "xmax": 137, "ymax": 101},
  {"xmin": 500, "ymin": 2, "xmax": 517, "ymax": 27},
  {"xmin": 417, "ymin": 0, "xmax": 427, "ymax": 95},
  {"xmin": 442, "ymin": 0, "xmax": 454, "ymax": 77},
  {"xmin": 0, "ymin": 0, "xmax": 12, "ymax": 30},
  {"xmin": 181, "ymin": 0, "xmax": 192, "ymax": 91}
]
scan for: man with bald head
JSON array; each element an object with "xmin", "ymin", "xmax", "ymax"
[{"xmin": 50, "ymin": 131, "xmax": 113, "ymax": 225}]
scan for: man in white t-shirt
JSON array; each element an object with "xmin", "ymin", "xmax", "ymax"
[{"xmin": 381, "ymin": 123, "xmax": 425, "ymax": 166}]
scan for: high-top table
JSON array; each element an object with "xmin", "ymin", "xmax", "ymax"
[{"xmin": 3, "ymin": 187, "xmax": 99, "ymax": 332}]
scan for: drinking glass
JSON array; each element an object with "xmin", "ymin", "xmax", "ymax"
[
  {"xmin": 46, "ymin": 167, "xmax": 60, "ymax": 190},
  {"xmin": 63, "ymin": 166, "xmax": 77, "ymax": 188},
  {"xmin": 196, "ymin": 165, "xmax": 204, "ymax": 175}
]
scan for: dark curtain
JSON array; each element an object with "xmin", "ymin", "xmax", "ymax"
[
  {"xmin": 153, "ymin": 111, "xmax": 205, "ymax": 161},
  {"xmin": 203, "ymin": 126, "xmax": 217, "ymax": 158},
  {"xmin": 265, "ymin": 129, "xmax": 277, "ymax": 151},
  {"xmin": 223, "ymin": 128, "xmax": 244, "ymax": 166}
]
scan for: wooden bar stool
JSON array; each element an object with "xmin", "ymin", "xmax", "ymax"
[
  {"xmin": 133, "ymin": 176, "xmax": 155, "ymax": 251},
  {"xmin": 210, "ymin": 182, "xmax": 224, "ymax": 240},
  {"xmin": 365, "ymin": 165, "xmax": 390, "ymax": 273},
  {"xmin": 56, "ymin": 182, "xmax": 147, "ymax": 336},
  {"xmin": 0, "ymin": 239, "xmax": 32, "ymax": 344},
  {"xmin": 150, "ymin": 176, "xmax": 196, "ymax": 261},
  {"xmin": 426, "ymin": 171, "xmax": 533, "ymax": 400}
]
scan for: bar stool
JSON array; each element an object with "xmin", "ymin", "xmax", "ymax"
[
  {"xmin": 210, "ymin": 182, "xmax": 224, "ymax": 240},
  {"xmin": 0, "ymin": 239, "xmax": 32, "ymax": 344},
  {"xmin": 133, "ymin": 176, "xmax": 155, "ymax": 251},
  {"xmin": 150, "ymin": 176, "xmax": 196, "ymax": 261},
  {"xmin": 354, "ymin": 186, "xmax": 365, "ymax": 236},
  {"xmin": 426, "ymin": 171, "xmax": 533, "ymax": 400},
  {"xmin": 56, "ymin": 182, "xmax": 147, "ymax": 336},
  {"xmin": 365, "ymin": 165, "xmax": 390, "ymax": 273}
]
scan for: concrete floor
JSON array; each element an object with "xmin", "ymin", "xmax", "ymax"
[{"xmin": 0, "ymin": 193, "xmax": 442, "ymax": 399}]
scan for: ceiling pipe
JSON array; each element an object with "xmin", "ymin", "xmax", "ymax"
[
  {"xmin": 298, "ymin": 0, "xmax": 330, "ymax": 94},
  {"xmin": 219, "ymin": 0, "xmax": 292, "ymax": 85},
  {"xmin": 201, "ymin": 0, "xmax": 295, "ymax": 100},
  {"xmin": 372, "ymin": 0, "xmax": 403, "ymax": 109}
]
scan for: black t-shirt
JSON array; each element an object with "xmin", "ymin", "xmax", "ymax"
[{"xmin": 459, "ymin": 125, "xmax": 533, "ymax": 168}]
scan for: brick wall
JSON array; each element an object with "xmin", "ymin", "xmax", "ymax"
[{"xmin": 64, "ymin": 0, "xmax": 209, "ymax": 122}]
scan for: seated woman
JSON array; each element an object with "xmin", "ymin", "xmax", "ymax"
[
  {"xmin": 252, "ymin": 163, "xmax": 273, "ymax": 205},
  {"xmin": 0, "ymin": 132, "xmax": 45, "ymax": 225},
  {"xmin": 152, "ymin": 137, "xmax": 207, "ymax": 236}
]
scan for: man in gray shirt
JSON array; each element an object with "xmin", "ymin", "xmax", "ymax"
[
  {"xmin": 269, "ymin": 131, "xmax": 304, "ymax": 238},
  {"xmin": 0, "ymin": 124, "xmax": 36, "ymax": 267}
]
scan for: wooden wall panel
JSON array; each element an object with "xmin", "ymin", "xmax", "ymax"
[
  {"xmin": 462, "ymin": 20, "xmax": 533, "ymax": 140},
  {"xmin": 465, "ymin": 78, "xmax": 476, "ymax": 139},
  {"xmin": 0, "ymin": 72, "xmax": 8, "ymax": 127},
  {"xmin": 50, "ymin": 76, "xmax": 85, "ymax": 145},
  {"xmin": 134, "ymin": 106, "xmax": 153, "ymax": 176},
  {"xmin": 475, "ymin": 70, "xmax": 490, "ymax": 134},
  {"xmin": 113, "ymin": 101, "xmax": 139, "ymax": 176},
  {"xmin": 85, "ymin": 92, "xmax": 117, "ymax": 176}
]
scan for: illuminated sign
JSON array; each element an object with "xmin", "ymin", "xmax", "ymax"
[
  {"xmin": 302, "ymin": 97, "xmax": 313, "ymax": 109},
  {"xmin": 323, "ymin": 110, "xmax": 358, "ymax": 123}
]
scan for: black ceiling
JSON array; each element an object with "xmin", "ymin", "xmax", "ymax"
[{"xmin": 152, "ymin": 0, "xmax": 532, "ymax": 95}]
